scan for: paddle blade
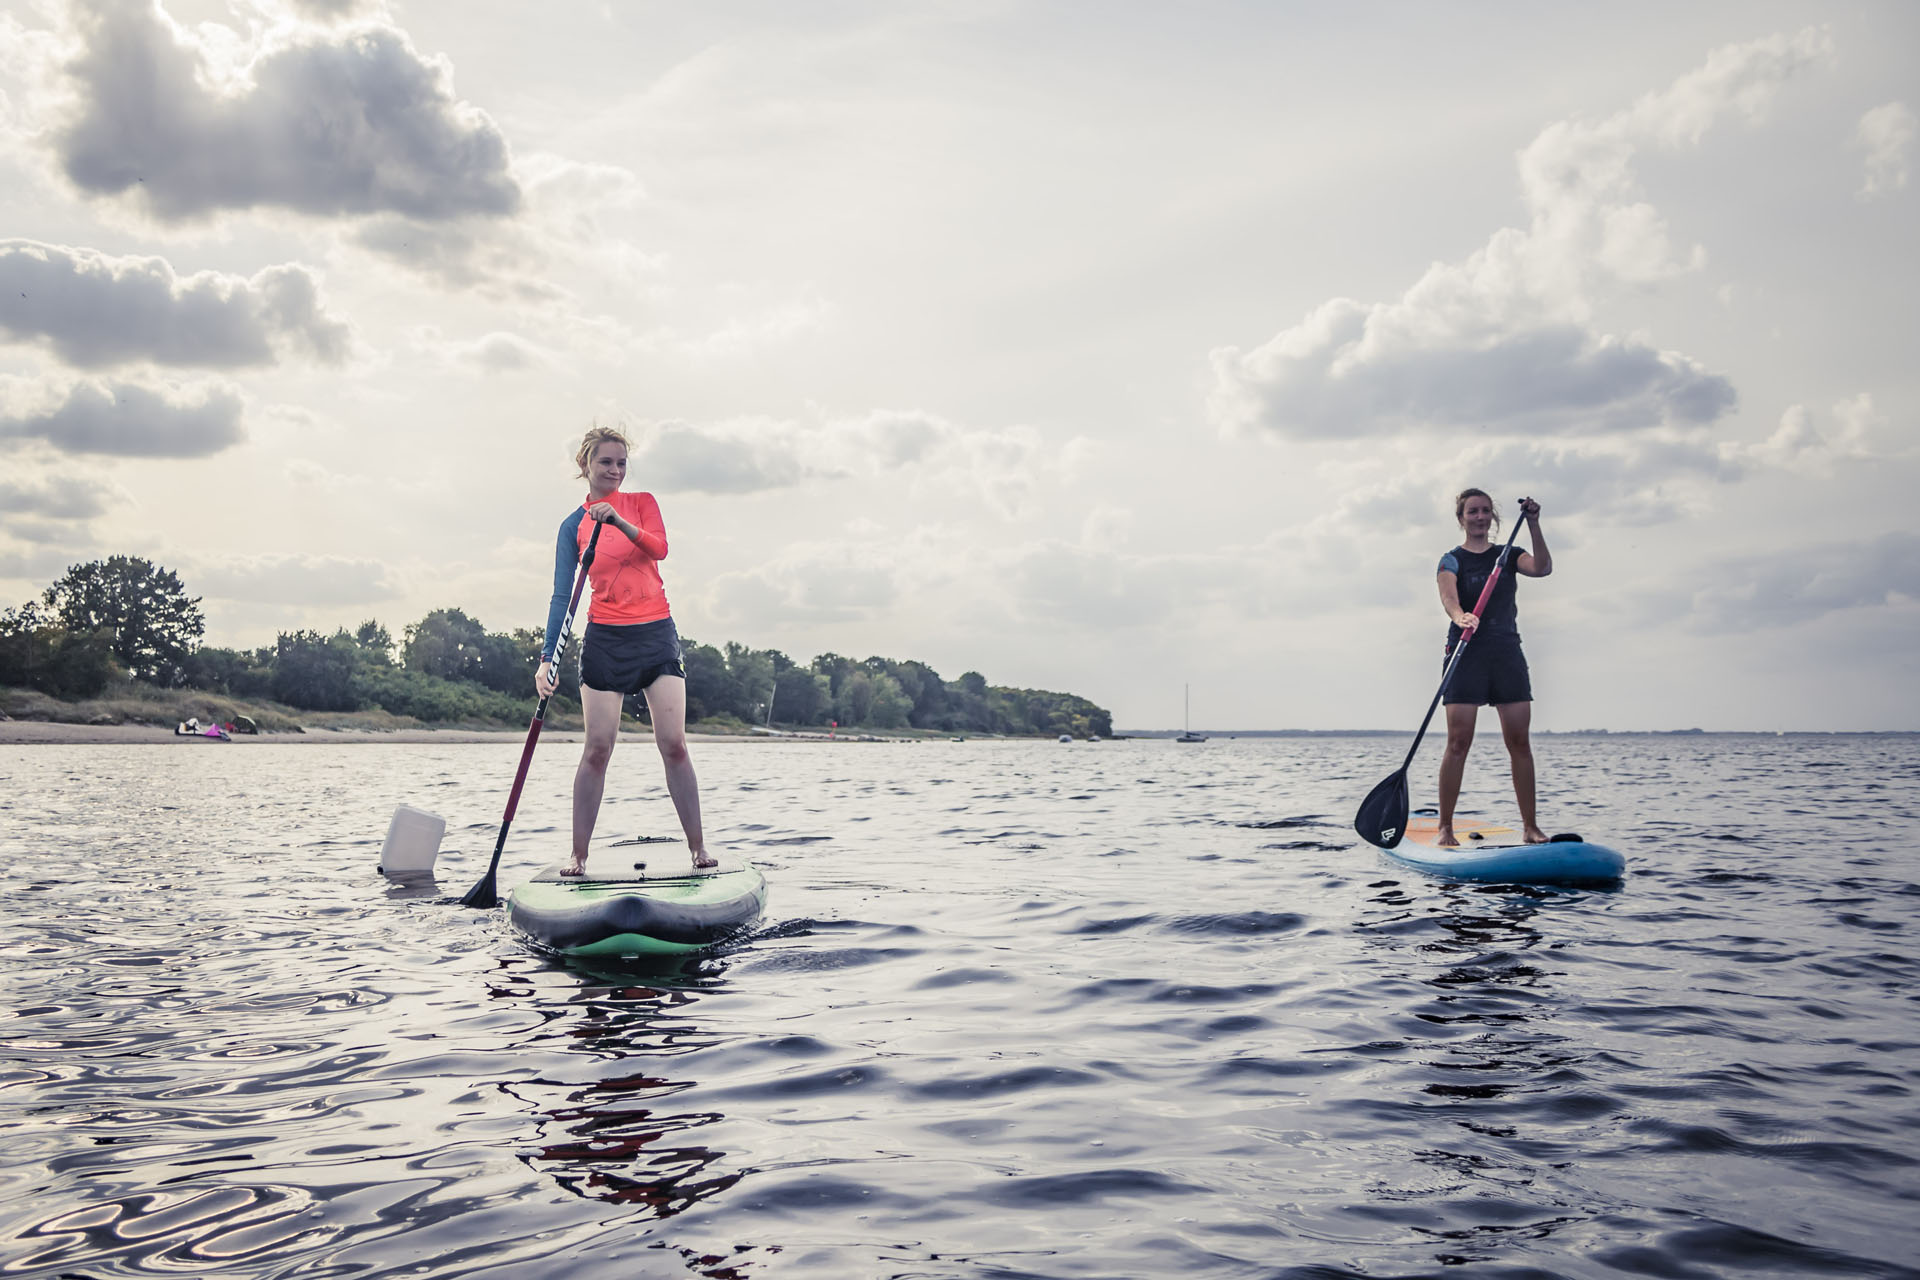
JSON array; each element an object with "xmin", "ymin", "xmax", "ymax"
[
  {"xmin": 458, "ymin": 872, "xmax": 499, "ymax": 910},
  {"xmin": 1354, "ymin": 769, "xmax": 1410, "ymax": 849}
]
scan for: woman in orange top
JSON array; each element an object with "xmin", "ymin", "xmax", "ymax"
[{"xmin": 535, "ymin": 426, "xmax": 714, "ymax": 875}]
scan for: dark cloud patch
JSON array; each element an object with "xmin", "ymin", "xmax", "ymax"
[
  {"xmin": 2, "ymin": 516, "xmax": 87, "ymax": 546},
  {"xmin": 1449, "ymin": 435, "xmax": 1746, "ymax": 524},
  {"xmin": 1210, "ymin": 313, "xmax": 1737, "ymax": 440},
  {"xmin": 0, "ymin": 474, "xmax": 111, "ymax": 520},
  {"xmin": 352, "ymin": 215, "xmax": 556, "ymax": 294},
  {"xmin": 1682, "ymin": 533, "xmax": 1920, "ymax": 633},
  {"xmin": 58, "ymin": 1, "xmax": 520, "ymax": 223},
  {"xmin": 0, "ymin": 544, "xmax": 96, "ymax": 580},
  {"xmin": 636, "ymin": 424, "xmax": 812, "ymax": 495},
  {"xmin": 288, "ymin": 0, "xmax": 377, "ymax": 19},
  {"xmin": 1, "ymin": 380, "xmax": 244, "ymax": 458},
  {"xmin": 0, "ymin": 240, "xmax": 351, "ymax": 368}
]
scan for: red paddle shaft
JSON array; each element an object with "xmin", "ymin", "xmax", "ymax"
[
  {"xmin": 459, "ymin": 518, "xmax": 605, "ymax": 908},
  {"xmin": 1396, "ymin": 509, "xmax": 1528, "ymax": 773}
]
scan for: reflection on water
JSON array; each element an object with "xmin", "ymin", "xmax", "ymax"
[
  {"xmin": 3, "ymin": 734, "xmax": 1918, "ymax": 1278},
  {"xmin": 502, "ymin": 966, "xmax": 741, "ymax": 1215}
]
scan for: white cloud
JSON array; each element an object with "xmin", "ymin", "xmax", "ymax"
[
  {"xmin": 630, "ymin": 409, "xmax": 1065, "ymax": 516},
  {"xmin": 1752, "ymin": 394, "xmax": 1893, "ymax": 470},
  {"xmin": 676, "ymin": 297, "xmax": 836, "ymax": 362},
  {"xmin": 1209, "ymin": 28, "xmax": 1832, "ymax": 440},
  {"xmin": 413, "ymin": 329, "xmax": 546, "ymax": 374},
  {"xmin": 1854, "ymin": 101, "xmax": 1915, "ymax": 197},
  {"xmin": 193, "ymin": 552, "xmax": 404, "ymax": 605},
  {"xmin": 283, "ymin": 0, "xmax": 380, "ymax": 20},
  {"xmin": 1669, "ymin": 532, "xmax": 1920, "ymax": 633},
  {"xmin": 0, "ymin": 239, "xmax": 352, "ymax": 368},
  {"xmin": 349, "ymin": 214, "xmax": 559, "ymax": 297},
  {"xmin": 54, "ymin": 0, "xmax": 520, "ymax": 224},
  {"xmin": 0, "ymin": 543, "xmax": 99, "ymax": 582},
  {"xmin": 0, "ymin": 376, "xmax": 244, "ymax": 457},
  {"xmin": 704, "ymin": 542, "xmax": 902, "ymax": 627},
  {"xmin": 1316, "ymin": 389, "xmax": 1896, "ymax": 540},
  {"xmin": 0, "ymin": 471, "xmax": 116, "ymax": 521}
]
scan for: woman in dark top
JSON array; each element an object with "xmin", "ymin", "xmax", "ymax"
[{"xmin": 1435, "ymin": 489, "xmax": 1552, "ymax": 847}]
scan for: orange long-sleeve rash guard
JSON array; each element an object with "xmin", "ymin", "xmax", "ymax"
[{"xmin": 542, "ymin": 491, "xmax": 670, "ymax": 658}]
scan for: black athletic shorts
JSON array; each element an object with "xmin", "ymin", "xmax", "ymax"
[
  {"xmin": 1442, "ymin": 635, "xmax": 1532, "ymax": 706},
  {"xmin": 580, "ymin": 618, "xmax": 685, "ymax": 695}
]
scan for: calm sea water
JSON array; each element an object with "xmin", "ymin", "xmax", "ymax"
[{"xmin": 2, "ymin": 733, "xmax": 1917, "ymax": 1280}]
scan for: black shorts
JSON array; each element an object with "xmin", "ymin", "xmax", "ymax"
[
  {"xmin": 1442, "ymin": 635, "xmax": 1532, "ymax": 706},
  {"xmin": 580, "ymin": 618, "xmax": 685, "ymax": 696}
]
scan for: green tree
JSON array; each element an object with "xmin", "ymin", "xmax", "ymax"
[
  {"xmin": 724, "ymin": 642, "xmax": 778, "ymax": 724},
  {"xmin": 867, "ymin": 671, "xmax": 912, "ymax": 728},
  {"xmin": 682, "ymin": 639, "xmax": 733, "ymax": 721},
  {"xmin": 352, "ymin": 620, "xmax": 396, "ymax": 665},
  {"xmin": 831, "ymin": 669, "xmax": 875, "ymax": 726},
  {"xmin": 43, "ymin": 556, "xmax": 204, "ymax": 684},
  {"xmin": 403, "ymin": 608, "xmax": 524, "ymax": 694},
  {"xmin": 0, "ymin": 600, "xmax": 118, "ymax": 697},
  {"xmin": 811, "ymin": 652, "xmax": 856, "ymax": 698},
  {"xmin": 772, "ymin": 667, "xmax": 830, "ymax": 726},
  {"xmin": 272, "ymin": 630, "xmax": 365, "ymax": 711},
  {"xmin": 948, "ymin": 670, "xmax": 990, "ymax": 732},
  {"xmin": 178, "ymin": 644, "xmax": 275, "ymax": 698}
]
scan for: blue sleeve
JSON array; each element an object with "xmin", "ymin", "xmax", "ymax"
[
  {"xmin": 542, "ymin": 510, "xmax": 586, "ymax": 659},
  {"xmin": 1437, "ymin": 551, "xmax": 1460, "ymax": 576}
]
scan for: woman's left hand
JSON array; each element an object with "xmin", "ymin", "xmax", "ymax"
[
  {"xmin": 586, "ymin": 501, "xmax": 618, "ymax": 524},
  {"xmin": 1520, "ymin": 497, "xmax": 1542, "ymax": 520}
]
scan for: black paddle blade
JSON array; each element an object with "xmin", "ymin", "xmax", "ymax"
[
  {"xmin": 1354, "ymin": 769, "xmax": 1410, "ymax": 849},
  {"xmin": 458, "ymin": 872, "xmax": 499, "ymax": 909}
]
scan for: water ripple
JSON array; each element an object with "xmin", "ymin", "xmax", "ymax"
[{"xmin": 3, "ymin": 734, "xmax": 1919, "ymax": 1277}]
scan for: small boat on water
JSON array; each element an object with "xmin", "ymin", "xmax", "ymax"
[{"xmin": 1175, "ymin": 684, "xmax": 1207, "ymax": 743}]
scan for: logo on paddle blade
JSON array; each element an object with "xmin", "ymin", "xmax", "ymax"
[{"xmin": 1382, "ymin": 826, "xmax": 1398, "ymax": 841}]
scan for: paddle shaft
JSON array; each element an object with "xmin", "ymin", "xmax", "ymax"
[
  {"xmin": 461, "ymin": 519, "xmax": 604, "ymax": 906},
  {"xmin": 1392, "ymin": 510, "xmax": 1528, "ymax": 773}
]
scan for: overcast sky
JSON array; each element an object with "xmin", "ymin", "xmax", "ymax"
[{"xmin": 1, "ymin": 0, "xmax": 1914, "ymax": 731}]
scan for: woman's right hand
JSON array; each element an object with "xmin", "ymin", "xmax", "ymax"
[
  {"xmin": 535, "ymin": 661, "xmax": 557, "ymax": 698},
  {"xmin": 1455, "ymin": 613, "xmax": 1480, "ymax": 631}
]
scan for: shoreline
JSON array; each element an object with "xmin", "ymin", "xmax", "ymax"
[{"xmin": 0, "ymin": 723, "xmax": 925, "ymax": 746}]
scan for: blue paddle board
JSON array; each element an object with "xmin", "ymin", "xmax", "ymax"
[{"xmin": 1382, "ymin": 812, "xmax": 1624, "ymax": 887}]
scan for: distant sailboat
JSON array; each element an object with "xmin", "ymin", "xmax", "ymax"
[{"xmin": 1176, "ymin": 684, "xmax": 1207, "ymax": 743}]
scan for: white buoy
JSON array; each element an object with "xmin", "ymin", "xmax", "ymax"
[{"xmin": 379, "ymin": 805, "xmax": 446, "ymax": 875}]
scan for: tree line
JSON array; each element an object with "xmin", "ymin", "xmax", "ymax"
[{"xmin": 1, "ymin": 557, "xmax": 1111, "ymax": 737}]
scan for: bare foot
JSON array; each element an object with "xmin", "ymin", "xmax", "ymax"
[
  {"xmin": 691, "ymin": 849, "xmax": 718, "ymax": 870},
  {"xmin": 560, "ymin": 858, "xmax": 587, "ymax": 878},
  {"xmin": 1522, "ymin": 826, "xmax": 1549, "ymax": 845},
  {"xmin": 1435, "ymin": 826, "xmax": 1459, "ymax": 847}
]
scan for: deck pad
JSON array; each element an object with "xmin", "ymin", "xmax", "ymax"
[
  {"xmin": 526, "ymin": 856, "xmax": 746, "ymax": 886},
  {"xmin": 1403, "ymin": 816, "xmax": 1520, "ymax": 848}
]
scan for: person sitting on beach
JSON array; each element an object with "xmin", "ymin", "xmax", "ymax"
[
  {"xmin": 1435, "ymin": 489, "xmax": 1553, "ymax": 847},
  {"xmin": 534, "ymin": 426, "xmax": 716, "ymax": 876}
]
